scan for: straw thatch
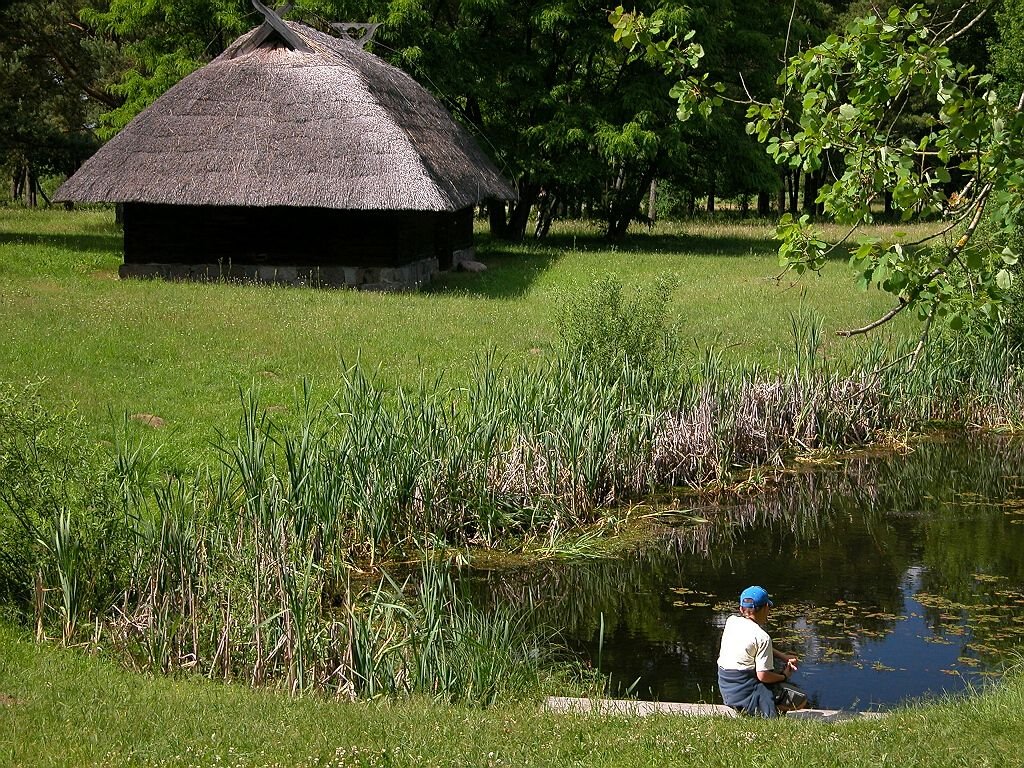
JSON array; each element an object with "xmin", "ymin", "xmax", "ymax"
[{"xmin": 55, "ymin": 20, "xmax": 516, "ymax": 211}]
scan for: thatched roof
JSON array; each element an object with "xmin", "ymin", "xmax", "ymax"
[{"xmin": 56, "ymin": 20, "xmax": 516, "ymax": 211}]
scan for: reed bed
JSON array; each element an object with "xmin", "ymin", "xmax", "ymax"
[
  {"xmin": 3, "ymin": 321, "xmax": 1023, "ymax": 701},
  {"xmin": 209, "ymin": 348, "xmax": 888, "ymax": 559}
]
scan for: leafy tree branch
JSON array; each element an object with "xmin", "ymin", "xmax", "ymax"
[
  {"xmin": 616, "ymin": 1, "xmax": 1024, "ymax": 340},
  {"xmin": 751, "ymin": 3, "xmax": 1023, "ymax": 337}
]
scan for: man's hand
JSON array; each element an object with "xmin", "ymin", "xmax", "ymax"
[{"xmin": 774, "ymin": 649, "xmax": 800, "ymax": 664}]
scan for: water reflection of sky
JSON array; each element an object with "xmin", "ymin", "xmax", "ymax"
[
  {"xmin": 468, "ymin": 435, "xmax": 1024, "ymax": 712},
  {"xmin": 797, "ymin": 566, "xmax": 982, "ymax": 711}
]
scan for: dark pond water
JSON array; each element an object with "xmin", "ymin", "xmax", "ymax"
[{"xmin": 466, "ymin": 434, "xmax": 1024, "ymax": 712}]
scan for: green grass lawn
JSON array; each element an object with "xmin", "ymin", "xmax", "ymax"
[
  {"xmin": 0, "ymin": 207, "xmax": 915, "ymax": 458},
  {"xmin": 2, "ymin": 621, "xmax": 1022, "ymax": 767},
  {"xmin": 3, "ymin": 209, "xmax": 1021, "ymax": 766}
]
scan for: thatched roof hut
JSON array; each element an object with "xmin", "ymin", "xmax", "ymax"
[{"xmin": 56, "ymin": 12, "xmax": 516, "ymax": 289}]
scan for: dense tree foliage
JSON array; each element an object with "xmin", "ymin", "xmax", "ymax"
[
  {"xmin": 749, "ymin": 2, "xmax": 1022, "ymax": 340},
  {"xmin": 347, "ymin": 0, "xmax": 715, "ymax": 239},
  {"xmin": 618, "ymin": 1, "xmax": 1024, "ymax": 340},
  {"xmin": 672, "ymin": 0, "xmax": 838, "ymax": 216},
  {"xmin": 79, "ymin": 0, "xmax": 252, "ymax": 138},
  {"xmin": 0, "ymin": 0, "xmax": 260, "ymax": 203},
  {"xmin": 0, "ymin": 0, "xmax": 833, "ymax": 236},
  {"xmin": 0, "ymin": 1, "xmax": 114, "ymax": 203},
  {"xmin": 5, "ymin": 0, "xmax": 1023, "ymax": 266}
]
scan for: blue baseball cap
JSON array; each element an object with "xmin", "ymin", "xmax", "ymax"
[{"xmin": 739, "ymin": 586, "xmax": 773, "ymax": 610}]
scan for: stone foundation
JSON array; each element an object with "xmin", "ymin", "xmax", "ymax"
[
  {"xmin": 118, "ymin": 257, "xmax": 439, "ymax": 291},
  {"xmin": 451, "ymin": 246, "xmax": 476, "ymax": 266}
]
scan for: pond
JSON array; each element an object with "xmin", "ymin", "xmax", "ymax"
[{"xmin": 465, "ymin": 434, "xmax": 1024, "ymax": 712}]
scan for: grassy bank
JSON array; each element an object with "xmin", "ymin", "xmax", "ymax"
[
  {"xmin": 4, "ymin": 206, "xmax": 1024, "ymax": 702},
  {"xmin": 4, "ymin": 329, "xmax": 1021, "ymax": 699},
  {"xmin": 4, "ymin": 206, "xmax": 1024, "ymax": 728},
  {"xmin": 0, "ymin": 207, "xmax": 913, "ymax": 458},
  {"xmin": 1, "ymin": 621, "xmax": 1022, "ymax": 768}
]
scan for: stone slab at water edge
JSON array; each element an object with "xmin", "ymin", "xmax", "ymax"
[{"xmin": 543, "ymin": 697, "xmax": 885, "ymax": 721}]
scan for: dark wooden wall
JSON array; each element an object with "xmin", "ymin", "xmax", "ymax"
[
  {"xmin": 433, "ymin": 206, "xmax": 474, "ymax": 270},
  {"xmin": 123, "ymin": 204, "xmax": 474, "ymax": 267}
]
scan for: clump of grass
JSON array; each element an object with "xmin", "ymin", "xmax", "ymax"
[
  {"xmin": 555, "ymin": 273, "xmax": 681, "ymax": 376},
  {"xmin": 0, "ymin": 382, "xmax": 133, "ymax": 631},
  {"xmin": 875, "ymin": 331, "xmax": 1024, "ymax": 430},
  {"xmin": 107, "ymin": 524, "xmax": 569, "ymax": 704},
  {"xmin": 0, "ymin": 388, "xmax": 578, "ymax": 702}
]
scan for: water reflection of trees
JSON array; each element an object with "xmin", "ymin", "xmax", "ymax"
[{"xmin": 461, "ymin": 435, "xmax": 1024, "ymax": 700}]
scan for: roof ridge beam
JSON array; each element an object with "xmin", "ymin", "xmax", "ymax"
[
  {"xmin": 330, "ymin": 23, "xmax": 381, "ymax": 49},
  {"xmin": 235, "ymin": 1, "xmax": 309, "ymax": 56}
]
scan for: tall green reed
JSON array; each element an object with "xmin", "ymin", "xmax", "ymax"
[{"xmin": 47, "ymin": 509, "xmax": 82, "ymax": 644}]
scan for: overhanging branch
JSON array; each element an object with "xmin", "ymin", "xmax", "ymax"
[{"xmin": 837, "ymin": 183, "xmax": 992, "ymax": 337}]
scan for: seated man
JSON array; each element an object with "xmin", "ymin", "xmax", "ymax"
[{"xmin": 717, "ymin": 585, "xmax": 808, "ymax": 716}]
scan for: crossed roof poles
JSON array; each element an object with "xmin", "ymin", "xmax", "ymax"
[{"xmin": 244, "ymin": 0, "xmax": 381, "ymax": 53}]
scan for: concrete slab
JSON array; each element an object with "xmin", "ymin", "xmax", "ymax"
[
  {"xmin": 785, "ymin": 708, "xmax": 887, "ymax": 721},
  {"xmin": 542, "ymin": 697, "xmax": 885, "ymax": 721},
  {"xmin": 543, "ymin": 697, "xmax": 738, "ymax": 718}
]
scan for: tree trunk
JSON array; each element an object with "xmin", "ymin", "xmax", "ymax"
[
  {"xmin": 504, "ymin": 183, "xmax": 540, "ymax": 241},
  {"xmin": 787, "ymin": 171, "xmax": 799, "ymax": 215},
  {"xmin": 26, "ymin": 165, "xmax": 37, "ymax": 208},
  {"xmin": 647, "ymin": 179, "xmax": 657, "ymax": 224},
  {"xmin": 758, "ymin": 190, "xmax": 771, "ymax": 217},
  {"xmin": 706, "ymin": 188, "xmax": 715, "ymax": 215},
  {"xmin": 606, "ymin": 164, "xmax": 656, "ymax": 239},
  {"xmin": 803, "ymin": 169, "xmax": 823, "ymax": 216},
  {"xmin": 488, "ymin": 200, "xmax": 508, "ymax": 239},
  {"xmin": 534, "ymin": 190, "xmax": 556, "ymax": 238},
  {"xmin": 35, "ymin": 177, "xmax": 51, "ymax": 207},
  {"xmin": 16, "ymin": 164, "xmax": 26, "ymax": 204}
]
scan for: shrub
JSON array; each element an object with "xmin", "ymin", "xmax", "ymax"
[
  {"xmin": 0, "ymin": 383, "xmax": 134, "ymax": 636},
  {"xmin": 556, "ymin": 273, "xmax": 681, "ymax": 376}
]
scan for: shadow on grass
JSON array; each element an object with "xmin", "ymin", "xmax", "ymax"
[
  {"xmin": 596, "ymin": 231, "xmax": 855, "ymax": 262},
  {"xmin": 0, "ymin": 231, "xmax": 122, "ymax": 254},
  {"xmin": 428, "ymin": 240, "xmax": 563, "ymax": 299},
  {"xmin": 663, "ymin": 233, "xmax": 858, "ymax": 262},
  {"xmin": 429, "ymin": 228, "xmax": 796, "ymax": 299},
  {"xmin": 616, "ymin": 232, "xmax": 776, "ymax": 258},
  {"xmin": 527, "ymin": 221, "xmax": 779, "ymax": 257}
]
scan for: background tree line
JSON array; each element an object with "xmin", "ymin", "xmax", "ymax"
[{"xmin": 0, "ymin": 0, "xmax": 1014, "ymax": 240}]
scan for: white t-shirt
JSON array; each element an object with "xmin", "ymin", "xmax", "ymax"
[{"xmin": 717, "ymin": 614, "xmax": 773, "ymax": 672}]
